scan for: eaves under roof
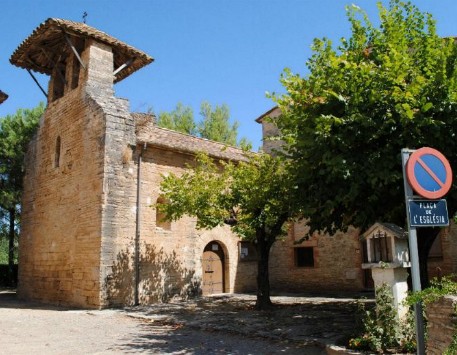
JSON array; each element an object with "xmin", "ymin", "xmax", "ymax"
[
  {"xmin": 0, "ymin": 90, "xmax": 8, "ymax": 104},
  {"xmin": 10, "ymin": 18, "xmax": 153, "ymax": 83}
]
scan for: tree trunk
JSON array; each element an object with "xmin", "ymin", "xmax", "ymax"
[
  {"xmin": 8, "ymin": 208, "xmax": 15, "ymax": 287},
  {"xmin": 417, "ymin": 227, "xmax": 440, "ymax": 288},
  {"xmin": 255, "ymin": 228, "xmax": 274, "ymax": 310}
]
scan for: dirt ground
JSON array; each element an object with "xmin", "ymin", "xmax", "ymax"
[{"xmin": 0, "ymin": 289, "xmax": 372, "ymax": 354}]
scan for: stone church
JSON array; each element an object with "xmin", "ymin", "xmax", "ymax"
[
  {"xmin": 11, "ymin": 19, "xmax": 456, "ymax": 309},
  {"xmin": 12, "ymin": 18, "xmax": 258, "ymax": 308}
]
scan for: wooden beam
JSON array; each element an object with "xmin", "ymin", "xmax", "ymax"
[
  {"xmin": 26, "ymin": 69, "xmax": 48, "ymax": 99},
  {"xmin": 113, "ymin": 58, "xmax": 134, "ymax": 77},
  {"xmin": 63, "ymin": 32, "xmax": 86, "ymax": 69},
  {"xmin": 40, "ymin": 48, "xmax": 67, "ymax": 86}
]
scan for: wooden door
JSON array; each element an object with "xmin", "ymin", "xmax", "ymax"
[{"xmin": 202, "ymin": 243, "xmax": 224, "ymax": 295}]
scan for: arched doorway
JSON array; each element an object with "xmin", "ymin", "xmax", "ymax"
[{"xmin": 202, "ymin": 241, "xmax": 225, "ymax": 295}]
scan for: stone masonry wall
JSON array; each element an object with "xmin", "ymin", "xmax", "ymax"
[
  {"xmin": 78, "ymin": 40, "xmax": 141, "ymax": 308},
  {"xmin": 18, "ymin": 87, "xmax": 105, "ymax": 308},
  {"xmin": 133, "ymin": 146, "xmax": 257, "ymax": 304},
  {"xmin": 18, "ymin": 39, "xmax": 138, "ymax": 308},
  {"xmin": 426, "ymin": 295, "xmax": 457, "ymax": 354},
  {"xmin": 269, "ymin": 222, "xmax": 364, "ymax": 292},
  {"xmin": 259, "ymin": 107, "xmax": 282, "ymax": 155}
]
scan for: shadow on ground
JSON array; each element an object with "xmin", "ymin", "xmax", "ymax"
[
  {"xmin": 114, "ymin": 293, "xmax": 374, "ymax": 354},
  {"xmin": 0, "ymin": 288, "xmax": 73, "ymax": 311},
  {"xmin": 0, "ymin": 289, "xmax": 373, "ymax": 354}
]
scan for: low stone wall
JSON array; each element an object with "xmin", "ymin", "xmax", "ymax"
[{"xmin": 426, "ymin": 295, "xmax": 457, "ymax": 354}]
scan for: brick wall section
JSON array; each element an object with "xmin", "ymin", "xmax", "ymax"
[
  {"xmin": 426, "ymin": 295, "xmax": 457, "ymax": 354},
  {"xmin": 428, "ymin": 224, "xmax": 457, "ymax": 280},
  {"xmin": 269, "ymin": 222, "xmax": 364, "ymax": 292}
]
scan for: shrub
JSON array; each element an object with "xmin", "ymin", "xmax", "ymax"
[
  {"xmin": 349, "ymin": 283, "xmax": 415, "ymax": 353},
  {"xmin": 406, "ymin": 275, "xmax": 457, "ymax": 306}
]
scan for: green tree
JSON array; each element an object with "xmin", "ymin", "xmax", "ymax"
[
  {"xmin": 0, "ymin": 103, "xmax": 44, "ymax": 285},
  {"xmin": 157, "ymin": 102, "xmax": 197, "ymax": 135},
  {"xmin": 157, "ymin": 102, "xmax": 251, "ymax": 149},
  {"xmin": 272, "ymin": 0, "xmax": 457, "ymax": 286},
  {"xmin": 198, "ymin": 101, "xmax": 238, "ymax": 146},
  {"xmin": 158, "ymin": 152, "xmax": 298, "ymax": 309}
]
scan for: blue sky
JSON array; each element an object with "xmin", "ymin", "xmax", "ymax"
[{"xmin": 1, "ymin": 1, "xmax": 457, "ymax": 150}]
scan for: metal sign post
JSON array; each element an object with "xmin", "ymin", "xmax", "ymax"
[{"xmin": 401, "ymin": 149, "xmax": 426, "ymax": 355}]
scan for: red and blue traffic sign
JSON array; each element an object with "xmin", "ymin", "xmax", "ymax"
[{"xmin": 406, "ymin": 147, "xmax": 452, "ymax": 199}]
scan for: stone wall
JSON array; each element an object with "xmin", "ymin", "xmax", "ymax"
[
  {"xmin": 258, "ymin": 107, "xmax": 282, "ymax": 155},
  {"xmin": 18, "ymin": 39, "xmax": 138, "ymax": 308},
  {"xmin": 19, "ymin": 84, "xmax": 105, "ymax": 308},
  {"xmin": 131, "ymin": 146, "xmax": 256, "ymax": 304},
  {"xmin": 426, "ymin": 295, "xmax": 457, "ymax": 354},
  {"xmin": 269, "ymin": 222, "xmax": 365, "ymax": 292}
]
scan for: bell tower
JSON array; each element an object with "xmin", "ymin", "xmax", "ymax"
[
  {"xmin": 11, "ymin": 18, "xmax": 152, "ymax": 102},
  {"xmin": 10, "ymin": 18, "xmax": 153, "ymax": 308}
]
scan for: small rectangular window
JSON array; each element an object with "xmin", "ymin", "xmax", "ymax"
[
  {"xmin": 295, "ymin": 247, "xmax": 314, "ymax": 267},
  {"xmin": 239, "ymin": 241, "xmax": 258, "ymax": 262}
]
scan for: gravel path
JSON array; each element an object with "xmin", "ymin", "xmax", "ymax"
[{"xmin": 0, "ymin": 290, "xmax": 371, "ymax": 354}]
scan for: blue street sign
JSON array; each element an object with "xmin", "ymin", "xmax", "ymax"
[{"xmin": 408, "ymin": 199, "xmax": 449, "ymax": 227}]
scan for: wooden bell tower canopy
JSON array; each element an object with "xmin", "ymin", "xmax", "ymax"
[
  {"xmin": 10, "ymin": 18, "xmax": 154, "ymax": 84},
  {"xmin": 0, "ymin": 90, "xmax": 8, "ymax": 104}
]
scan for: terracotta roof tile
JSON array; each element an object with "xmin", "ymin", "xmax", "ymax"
[
  {"xmin": 10, "ymin": 18, "xmax": 153, "ymax": 83},
  {"xmin": 135, "ymin": 119, "xmax": 247, "ymax": 161}
]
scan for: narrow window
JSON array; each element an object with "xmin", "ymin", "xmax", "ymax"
[
  {"xmin": 70, "ymin": 38, "xmax": 84, "ymax": 90},
  {"xmin": 156, "ymin": 196, "xmax": 171, "ymax": 230},
  {"xmin": 295, "ymin": 247, "xmax": 314, "ymax": 267},
  {"xmin": 54, "ymin": 136, "xmax": 61, "ymax": 168},
  {"xmin": 51, "ymin": 63, "xmax": 66, "ymax": 102},
  {"xmin": 71, "ymin": 57, "xmax": 80, "ymax": 90}
]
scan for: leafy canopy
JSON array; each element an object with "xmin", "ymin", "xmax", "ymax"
[
  {"xmin": 157, "ymin": 102, "xmax": 197, "ymax": 136},
  {"xmin": 157, "ymin": 101, "xmax": 251, "ymax": 149},
  {"xmin": 0, "ymin": 103, "xmax": 45, "ymax": 210},
  {"xmin": 273, "ymin": 0, "xmax": 457, "ymax": 234},
  {"xmin": 159, "ymin": 152, "xmax": 296, "ymax": 241}
]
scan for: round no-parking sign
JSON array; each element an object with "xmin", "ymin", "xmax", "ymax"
[{"xmin": 406, "ymin": 147, "xmax": 452, "ymax": 199}]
